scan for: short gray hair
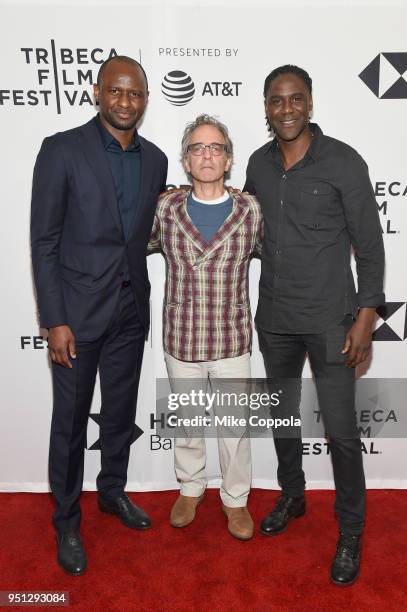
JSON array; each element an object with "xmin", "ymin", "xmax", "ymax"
[{"xmin": 181, "ymin": 114, "xmax": 234, "ymax": 161}]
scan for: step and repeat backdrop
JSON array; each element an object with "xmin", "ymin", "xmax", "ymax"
[{"xmin": 0, "ymin": 0, "xmax": 406, "ymax": 491}]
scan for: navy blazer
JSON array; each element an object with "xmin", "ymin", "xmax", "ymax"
[{"xmin": 31, "ymin": 118, "xmax": 168, "ymax": 341}]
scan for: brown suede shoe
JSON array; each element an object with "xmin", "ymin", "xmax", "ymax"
[
  {"xmin": 170, "ymin": 494, "xmax": 204, "ymax": 528},
  {"xmin": 222, "ymin": 505, "xmax": 254, "ymax": 540}
]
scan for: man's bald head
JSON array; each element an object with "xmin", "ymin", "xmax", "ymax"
[{"xmin": 97, "ymin": 55, "xmax": 148, "ymax": 91}]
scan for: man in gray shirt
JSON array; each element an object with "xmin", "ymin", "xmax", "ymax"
[{"xmin": 244, "ymin": 64, "xmax": 384, "ymax": 586}]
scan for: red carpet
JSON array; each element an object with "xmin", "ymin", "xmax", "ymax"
[{"xmin": 0, "ymin": 490, "xmax": 406, "ymax": 611}]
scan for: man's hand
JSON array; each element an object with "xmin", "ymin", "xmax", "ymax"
[
  {"xmin": 48, "ymin": 325, "xmax": 76, "ymax": 368},
  {"xmin": 159, "ymin": 185, "xmax": 190, "ymax": 197},
  {"xmin": 226, "ymin": 186, "xmax": 241, "ymax": 195},
  {"xmin": 341, "ymin": 308, "xmax": 377, "ymax": 368}
]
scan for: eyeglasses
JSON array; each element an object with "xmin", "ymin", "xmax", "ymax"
[{"xmin": 187, "ymin": 142, "xmax": 228, "ymax": 156}]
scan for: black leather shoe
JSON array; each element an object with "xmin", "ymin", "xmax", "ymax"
[
  {"xmin": 260, "ymin": 495, "xmax": 305, "ymax": 535},
  {"xmin": 98, "ymin": 493, "xmax": 151, "ymax": 529},
  {"xmin": 56, "ymin": 531, "xmax": 87, "ymax": 576},
  {"xmin": 330, "ymin": 532, "xmax": 361, "ymax": 586}
]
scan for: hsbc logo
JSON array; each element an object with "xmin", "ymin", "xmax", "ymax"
[
  {"xmin": 359, "ymin": 53, "xmax": 407, "ymax": 99},
  {"xmin": 86, "ymin": 413, "xmax": 144, "ymax": 450},
  {"xmin": 373, "ymin": 302, "xmax": 407, "ymax": 341}
]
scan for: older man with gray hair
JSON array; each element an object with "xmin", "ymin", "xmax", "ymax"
[{"xmin": 149, "ymin": 114, "xmax": 262, "ymax": 540}]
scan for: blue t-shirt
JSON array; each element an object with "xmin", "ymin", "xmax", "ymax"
[{"xmin": 187, "ymin": 192, "xmax": 233, "ymax": 242}]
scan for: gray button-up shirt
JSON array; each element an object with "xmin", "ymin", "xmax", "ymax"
[{"xmin": 244, "ymin": 123, "xmax": 385, "ymax": 334}]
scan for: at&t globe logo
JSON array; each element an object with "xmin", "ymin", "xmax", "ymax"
[{"xmin": 161, "ymin": 70, "xmax": 195, "ymax": 106}]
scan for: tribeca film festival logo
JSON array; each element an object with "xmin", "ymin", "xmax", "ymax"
[
  {"xmin": 0, "ymin": 43, "xmax": 133, "ymax": 114},
  {"xmin": 359, "ymin": 52, "xmax": 407, "ymax": 99},
  {"xmin": 375, "ymin": 180, "xmax": 404, "ymax": 235},
  {"xmin": 302, "ymin": 441, "xmax": 380, "ymax": 456},
  {"xmin": 161, "ymin": 70, "xmax": 242, "ymax": 106},
  {"xmin": 373, "ymin": 302, "xmax": 407, "ymax": 341}
]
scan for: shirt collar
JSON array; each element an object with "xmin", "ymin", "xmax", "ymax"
[
  {"xmin": 265, "ymin": 122, "xmax": 323, "ymax": 163},
  {"xmin": 94, "ymin": 114, "xmax": 141, "ymax": 151}
]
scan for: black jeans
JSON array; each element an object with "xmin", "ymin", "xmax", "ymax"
[
  {"xmin": 49, "ymin": 285, "xmax": 145, "ymax": 533},
  {"xmin": 258, "ymin": 316, "xmax": 366, "ymax": 535}
]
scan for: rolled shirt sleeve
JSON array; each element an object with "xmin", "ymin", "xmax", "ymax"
[{"xmin": 340, "ymin": 153, "xmax": 385, "ymax": 308}]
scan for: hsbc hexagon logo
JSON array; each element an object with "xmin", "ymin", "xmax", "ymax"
[
  {"xmin": 359, "ymin": 53, "xmax": 407, "ymax": 99},
  {"xmin": 86, "ymin": 414, "xmax": 144, "ymax": 450}
]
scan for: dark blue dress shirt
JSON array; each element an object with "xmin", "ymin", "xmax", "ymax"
[
  {"xmin": 95, "ymin": 115, "xmax": 141, "ymax": 241},
  {"xmin": 95, "ymin": 115, "xmax": 141, "ymax": 281}
]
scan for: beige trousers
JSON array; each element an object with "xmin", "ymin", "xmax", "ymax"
[{"xmin": 164, "ymin": 352, "xmax": 252, "ymax": 507}]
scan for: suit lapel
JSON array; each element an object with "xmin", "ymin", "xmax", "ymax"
[
  {"xmin": 128, "ymin": 138, "xmax": 150, "ymax": 239},
  {"xmin": 171, "ymin": 194, "xmax": 206, "ymax": 253},
  {"xmin": 78, "ymin": 119, "xmax": 123, "ymax": 236}
]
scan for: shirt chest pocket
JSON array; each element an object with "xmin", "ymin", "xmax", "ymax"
[{"xmin": 297, "ymin": 182, "xmax": 334, "ymax": 226}]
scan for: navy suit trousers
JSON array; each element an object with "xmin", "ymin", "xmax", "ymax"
[{"xmin": 49, "ymin": 285, "xmax": 145, "ymax": 533}]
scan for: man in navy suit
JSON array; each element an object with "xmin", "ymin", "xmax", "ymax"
[{"xmin": 31, "ymin": 56, "xmax": 167, "ymax": 575}]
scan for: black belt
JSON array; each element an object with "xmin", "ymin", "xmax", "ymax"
[{"xmin": 121, "ymin": 280, "xmax": 131, "ymax": 289}]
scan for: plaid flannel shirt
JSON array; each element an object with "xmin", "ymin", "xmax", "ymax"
[{"xmin": 148, "ymin": 190, "xmax": 263, "ymax": 361}]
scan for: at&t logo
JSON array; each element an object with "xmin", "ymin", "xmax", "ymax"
[
  {"xmin": 161, "ymin": 69, "xmax": 242, "ymax": 106},
  {"xmin": 161, "ymin": 70, "xmax": 195, "ymax": 106}
]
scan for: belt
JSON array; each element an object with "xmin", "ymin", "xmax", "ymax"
[{"xmin": 121, "ymin": 280, "xmax": 131, "ymax": 289}]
